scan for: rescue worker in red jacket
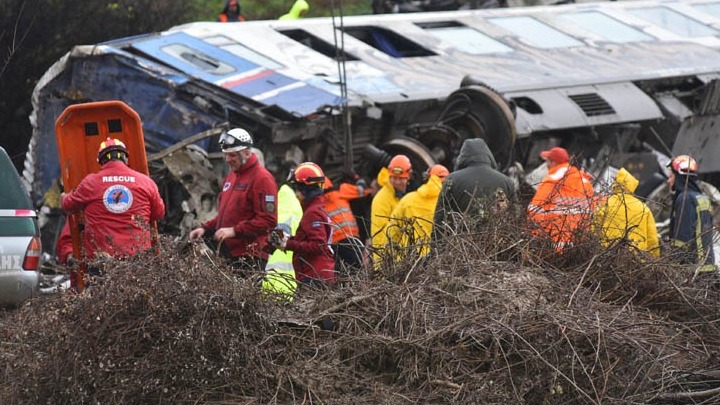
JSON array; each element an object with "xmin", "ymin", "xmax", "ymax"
[
  {"xmin": 189, "ymin": 128, "xmax": 278, "ymax": 269},
  {"xmin": 217, "ymin": 0, "xmax": 245, "ymax": 22},
  {"xmin": 61, "ymin": 138, "xmax": 165, "ymax": 259},
  {"xmin": 269, "ymin": 162, "xmax": 335, "ymax": 286},
  {"xmin": 527, "ymin": 147, "xmax": 595, "ymax": 251},
  {"xmin": 323, "ymin": 175, "xmax": 371, "ymax": 269}
]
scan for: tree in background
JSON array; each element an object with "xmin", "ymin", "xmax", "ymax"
[{"xmin": 0, "ymin": 0, "xmax": 371, "ymax": 172}]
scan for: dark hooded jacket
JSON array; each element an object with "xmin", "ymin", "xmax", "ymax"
[
  {"xmin": 432, "ymin": 138, "xmax": 516, "ymax": 238},
  {"xmin": 669, "ymin": 174, "xmax": 716, "ymax": 270}
]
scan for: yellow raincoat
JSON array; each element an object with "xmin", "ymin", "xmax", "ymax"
[
  {"xmin": 594, "ymin": 168, "xmax": 659, "ymax": 257},
  {"xmin": 387, "ymin": 175, "xmax": 443, "ymax": 258},
  {"xmin": 370, "ymin": 167, "xmax": 401, "ymax": 266}
]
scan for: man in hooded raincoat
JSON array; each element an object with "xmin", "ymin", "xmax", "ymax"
[
  {"xmin": 593, "ymin": 168, "xmax": 659, "ymax": 257},
  {"xmin": 371, "ymin": 155, "xmax": 412, "ymax": 267},
  {"xmin": 387, "ymin": 164, "xmax": 449, "ymax": 259},
  {"xmin": 432, "ymin": 138, "xmax": 516, "ymax": 239}
]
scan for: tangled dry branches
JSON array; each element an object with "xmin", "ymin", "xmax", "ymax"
[{"xmin": 1, "ymin": 215, "xmax": 719, "ymax": 404}]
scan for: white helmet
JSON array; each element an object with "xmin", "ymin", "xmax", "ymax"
[{"xmin": 219, "ymin": 128, "xmax": 253, "ymax": 153}]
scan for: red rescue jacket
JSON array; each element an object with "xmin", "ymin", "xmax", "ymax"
[
  {"xmin": 56, "ymin": 220, "xmax": 73, "ymax": 265},
  {"xmin": 287, "ymin": 195, "xmax": 336, "ymax": 284},
  {"xmin": 203, "ymin": 154, "xmax": 278, "ymax": 259},
  {"xmin": 61, "ymin": 161, "xmax": 165, "ymax": 259}
]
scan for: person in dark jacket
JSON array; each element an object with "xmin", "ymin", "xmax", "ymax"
[
  {"xmin": 432, "ymin": 138, "xmax": 516, "ymax": 239},
  {"xmin": 218, "ymin": 0, "xmax": 245, "ymax": 22},
  {"xmin": 666, "ymin": 155, "xmax": 716, "ymax": 275}
]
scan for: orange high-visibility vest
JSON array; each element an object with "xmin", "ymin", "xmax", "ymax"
[
  {"xmin": 528, "ymin": 163, "xmax": 595, "ymax": 250},
  {"xmin": 324, "ymin": 183, "xmax": 370, "ymax": 244}
]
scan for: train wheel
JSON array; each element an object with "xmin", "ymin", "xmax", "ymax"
[{"xmin": 418, "ymin": 82, "xmax": 516, "ymax": 170}]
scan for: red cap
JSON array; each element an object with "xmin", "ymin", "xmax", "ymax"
[{"xmin": 540, "ymin": 147, "xmax": 569, "ymax": 164}]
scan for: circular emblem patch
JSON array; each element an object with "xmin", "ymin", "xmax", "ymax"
[
  {"xmin": 223, "ymin": 181, "xmax": 231, "ymax": 192},
  {"xmin": 103, "ymin": 185, "xmax": 133, "ymax": 213}
]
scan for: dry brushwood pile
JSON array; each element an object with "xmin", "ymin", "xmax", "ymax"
[{"xmin": 2, "ymin": 216, "xmax": 720, "ymax": 404}]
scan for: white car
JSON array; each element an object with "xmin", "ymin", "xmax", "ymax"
[{"xmin": 0, "ymin": 147, "xmax": 40, "ymax": 306}]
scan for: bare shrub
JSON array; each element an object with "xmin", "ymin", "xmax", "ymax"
[{"xmin": 1, "ymin": 218, "xmax": 720, "ymax": 403}]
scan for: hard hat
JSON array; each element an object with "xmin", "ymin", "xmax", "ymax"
[
  {"xmin": 97, "ymin": 138, "xmax": 128, "ymax": 164},
  {"xmin": 668, "ymin": 155, "xmax": 698, "ymax": 175},
  {"xmin": 539, "ymin": 147, "xmax": 569, "ymax": 164},
  {"xmin": 291, "ymin": 162, "xmax": 325, "ymax": 187},
  {"xmin": 219, "ymin": 128, "xmax": 253, "ymax": 153},
  {"xmin": 428, "ymin": 164, "xmax": 449, "ymax": 180},
  {"xmin": 388, "ymin": 154, "xmax": 412, "ymax": 178}
]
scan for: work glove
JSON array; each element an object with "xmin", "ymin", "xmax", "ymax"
[{"xmin": 268, "ymin": 228, "xmax": 290, "ymax": 251}]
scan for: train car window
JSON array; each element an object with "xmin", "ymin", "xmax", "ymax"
[
  {"xmin": 276, "ymin": 29, "xmax": 359, "ymax": 61},
  {"xmin": 341, "ymin": 26, "xmax": 436, "ymax": 58},
  {"xmin": 693, "ymin": 3, "xmax": 720, "ymax": 20},
  {"xmin": 415, "ymin": 21, "xmax": 513, "ymax": 54},
  {"xmin": 488, "ymin": 16, "xmax": 583, "ymax": 49},
  {"xmin": 160, "ymin": 44, "xmax": 235, "ymax": 75},
  {"xmin": 560, "ymin": 12, "xmax": 654, "ymax": 43},
  {"xmin": 628, "ymin": 7, "xmax": 720, "ymax": 37},
  {"xmin": 205, "ymin": 36, "xmax": 284, "ymax": 69}
]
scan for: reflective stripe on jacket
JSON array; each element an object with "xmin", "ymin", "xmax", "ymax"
[
  {"xmin": 670, "ymin": 175, "xmax": 716, "ymax": 271},
  {"xmin": 528, "ymin": 162, "xmax": 594, "ymax": 249},
  {"xmin": 263, "ymin": 184, "xmax": 302, "ymax": 298},
  {"xmin": 325, "ymin": 182, "xmax": 370, "ymax": 243}
]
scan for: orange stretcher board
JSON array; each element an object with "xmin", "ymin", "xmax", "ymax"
[{"xmin": 55, "ymin": 101, "xmax": 151, "ymax": 290}]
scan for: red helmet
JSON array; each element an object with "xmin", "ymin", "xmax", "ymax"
[
  {"xmin": 97, "ymin": 138, "xmax": 128, "ymax": 164},
  {"xmin": 388, "ymin": 155, "xmax": 412, "ymax": 178},
  {"xmin": 292, "ymin": 162, "xmax": 325, "ymax": 186},
  {"xmin": 669, "ymin": 155, "xmax": 698, "ymax": 176},
  {"xmin": 428, "ymin": 164, "xmax": 449, "ymax": 180}
]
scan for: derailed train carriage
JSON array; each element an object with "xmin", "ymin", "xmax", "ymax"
[{"xmin": 26, "ymin": 0, "xmax": 720, "ymax": 248}]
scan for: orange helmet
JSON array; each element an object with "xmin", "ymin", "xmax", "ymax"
[
  {"xmin": 291, "ymin": 162, "xmax": 325, "ymax": 187},
  {"xmin": 388, "ymin": 155, "xmax": 412, "ymax": 178},
  {"xmin": 428, "ymin": 164, "xmax": 449, "ymax": 181},
  {"xmin": 97, "ymin": 138, "xmax": 128, "ymax": 164},
  {"xmin": 669, "ymin": 155, "xmax": 698, "ymax": 176}
]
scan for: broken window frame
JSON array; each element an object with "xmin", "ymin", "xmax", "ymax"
[{"xmin": 160, "ymin": 44, "xmax": 236, "ymax": 75}]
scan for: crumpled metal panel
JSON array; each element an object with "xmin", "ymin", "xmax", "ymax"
[
  {"xmin": 673, "ymin": 114, "xmax": 720, "ymax": 173},
  {"xmin": 510, "ymin": 82, "xmax": 663, "ymax": 135}
]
